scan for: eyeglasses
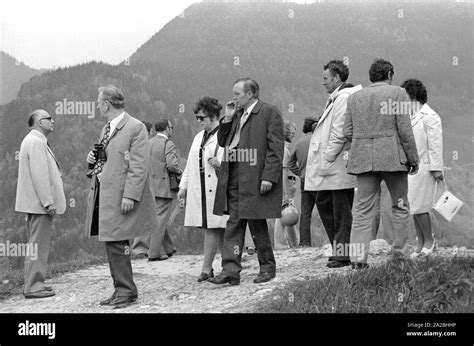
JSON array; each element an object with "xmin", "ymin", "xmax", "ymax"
[
  {"xmin": 39, "ymin": 117, "xmax": 53, "ymax": 122},
  {"xmin": 195, "ymin": 115, "xmax": 209, "ymax": 121}
]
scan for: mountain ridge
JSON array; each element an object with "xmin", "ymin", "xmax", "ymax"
[{"xmin": 0, "ymin": 2, "xmax": 472, "ymax": 275}]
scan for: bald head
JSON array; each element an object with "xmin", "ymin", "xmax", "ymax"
[
  {"xmin": 28, "ymin": 110, "xmax": 49, "ymax": 127},
  {"xmin": 29, "ymin": 109, "xmax": 55, "ymax": 136}
]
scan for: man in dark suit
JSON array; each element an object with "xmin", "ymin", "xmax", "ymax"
[
  {"xmin": 132, "ymin": 119, "xmax": 181, "ymax": 261},
  {"xmin": 344, "ymin": 59, "xmax": 419, "ymax": 269},
  {"xmin": 85, "ymin": 85, "xmax": 157, "ymax": 308},
  {"xmin": 209, "ymin": 78, "xmax": 284, "ymax": 285}
]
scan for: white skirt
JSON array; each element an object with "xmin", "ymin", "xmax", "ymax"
[{"xmin": 407, "ymin": 161, "xmax": 436, "ymax": 214}]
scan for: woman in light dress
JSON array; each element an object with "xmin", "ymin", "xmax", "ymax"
[{"xmin": 401, "ymin": 79, "xmax": 443, "ymax": 257}]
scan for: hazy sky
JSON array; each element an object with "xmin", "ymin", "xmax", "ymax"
[
  {"xmin": 0, "ymin": 0, "xmax": 313, "ymax": 70},
  {"xmin": 0, "ymin": 0, "xmax": 198, "ymax": 69}
]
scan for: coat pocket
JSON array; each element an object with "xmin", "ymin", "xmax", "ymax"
[{"xmin": 319, "ymin": 155, "xmax": 338, "ymax": 177}]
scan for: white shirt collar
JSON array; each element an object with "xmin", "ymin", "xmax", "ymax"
[
  {"xmin": 156, "ymin": 133, "xmax": 169, "ymax": 140},
  {"xmin": 244, "ymin": 99, "xmax": 258, "ymax": 115},
  {"xmin": 109, "ymin": 111, "xmax": 125, "ymax": 135}
]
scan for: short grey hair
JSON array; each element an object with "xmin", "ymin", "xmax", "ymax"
[
  {"xmin": 233, "ymin": 78, "xmax": 260, "ymax": 98},
  {"xmin": 98, "ymin": 85, "xmax": 125, "ymax": 109}
]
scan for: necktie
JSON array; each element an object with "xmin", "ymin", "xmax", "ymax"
[
  {"xmin": 325, "ymin": 97, "xmax": 333, "ymax": 110},
  {"xmin": 89, "ymin": 122, "xmax": 111, "ymax": 176},
  {"xmin": 229, "ymin": 111, "xmax": 249, "ymax": 149},
  {"xmin": 46, "ymin": 142, "xmax": 60, "ymax": 169}
]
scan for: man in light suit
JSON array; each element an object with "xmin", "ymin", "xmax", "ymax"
[
  {"xmin": 85, "ymin": 85, "xmax": 158, "ymax": 308},
  {"xmin": 15, "ymin": 109, "xmax": 66, "ymax": 299},
  {"xmin": 305, "ymin": 60, "xmax": 363, "ymax": 268},
  {"xmin": 133, "ymin": 119, "xmax": 181, "ymax": 261},
  {"xmin": 344, "ymin": 59, "xmax": 419, "ymax": 269},
  {"xmin": 209, "ymin": 78, "xmax": 284, "ymax": 285}
]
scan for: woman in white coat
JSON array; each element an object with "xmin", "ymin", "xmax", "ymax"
[
  {"xmin": 177, "ymin": 97, "xmax": 229, "ymax": 282},
  {"xmin": 401, "ymin": 79, "xmax": 444, "ymax": 257}
]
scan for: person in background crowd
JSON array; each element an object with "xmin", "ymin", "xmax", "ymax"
[
  {"xmin": 209, "ymin": 78, "xmax": 284, "ymax": 285},
  {"xmin": 401, "ymin": 79, "xmax": 443, "ymax": 257},
  {"xmin": 15, "ymin": 109, "xmax": 66, "ymax": 299},
  {"xmin": 274, "ymin": 120, "xmax": 299, "ymax": 249},
  {"xmin": 288, "ymin": 116, "xmax": 318, "ymax": 247},
  {"xmin": 85, "ymin": 85, "xmax": 157, "ymax": 308},
  {"xmin": 305, "ymin": 60, "xmax": 362, "ymax": 268},
  {"xmin": 344, "ymin": 59, "xmax": 419, "ymax": 269},
  {"xmin": 133, "ymin": 119, "xmax": 181, "ymax": 261},
  {"xmin": 142, "ymin": 121, "xmax": 155, "ymax": 139},
  {"xmin": 177, "ymin": 96, "xmax": 229, "ymax": 282}
]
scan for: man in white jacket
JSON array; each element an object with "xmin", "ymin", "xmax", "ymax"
[
  {"xmin": 305, "ymin": 60, "xmax": 362, "ymax": 268},
  {"xmin": 15, "ymin": 109, "xmax": 66, "ymax": 298}
]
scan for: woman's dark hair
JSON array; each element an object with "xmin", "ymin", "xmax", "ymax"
[
  {"xmin": 193, "ymin": 96, "xmax": 223, "ymax": 119},
  {"xmin": 400, "ymin": 79, "xmax": 427, "ymax": 104}
]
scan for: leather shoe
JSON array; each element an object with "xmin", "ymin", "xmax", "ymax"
[
  {"xmin": 110, "ymin": 295, "xmax": 137, "ymax": 309},
  {"xmin": 326, "ymin": 260, "xmax": 351, "ymax": 268},
  {"xmin": 24, "ymin": 290, "xmax": 56, "ymax": 299},
  {"xmin": 99, "ymin": 292, "xmax": 118, "ymax": 306},
  {"xmin": 420, "ymin": 240, "xmax": 437, "ymax": 256},
  {"xmin": 133, "ymin": 253, "xmax": 148, "ymax": 260},
  {"xmin": 246, "ymin": 246, "xmax": 256, "ymax": 255},
  {"xmin": 208, "ymin": 274, "xmax": 240, "ymax": 285},
  {"xmin": 197, "ymin": 269, "xmax": 214, "ymax": 282},
  {"xmin": 149, "ymin": 255, "xmax": 168, "ymax": 261},
  {"xmin": 351, "ymin": 262, "xmax": 369, "ymax": 270},
  {"xmin": 166, "ymin": 249, "xmax": 177, "ymax": 257},
  {"xmin": 253, "ymin": 272, "xmax": 275, "ymax": 284}
]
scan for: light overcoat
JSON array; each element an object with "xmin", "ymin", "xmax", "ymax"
[
  {"xmin": 305, "ymin": 84, "xmax": 362, "ymax": 191},
  {"xmin": 408, "ymin": 103, "xmax": 443, "ymax": 214},
  {"xmin": 179, "ymin": 129, "xmax": 229, "ymax": 228},
  {"xmin": 85, "ymin": 113, "xmax": 158, "ymax": 241}
]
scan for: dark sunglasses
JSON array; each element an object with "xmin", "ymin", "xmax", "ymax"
[{"xmin": 195, "ymin": 115, "xmax": 209, "ymax": 121}]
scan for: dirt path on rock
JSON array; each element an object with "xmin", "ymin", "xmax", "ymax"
[{"xmin": 0, "ymin": 243, "xmax": 469, "ymax": 313}]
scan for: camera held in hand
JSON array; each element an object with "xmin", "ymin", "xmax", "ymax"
[{"xmin": 88, "ymin": 144, "xmax": 107, "ymax": 169}]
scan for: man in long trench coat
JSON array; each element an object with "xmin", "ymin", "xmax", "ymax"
[
  {"xmin": 209, "ymin": 78, "xmax": 284, "ymax": 285},
  {"xmin": 85, "ymin": 85, "xmax": 157, "ymax": 308}
]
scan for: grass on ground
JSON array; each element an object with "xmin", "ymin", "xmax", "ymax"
[{"xmin": 254, "ymin": 256, "xmax": 474, "ymax": 313}]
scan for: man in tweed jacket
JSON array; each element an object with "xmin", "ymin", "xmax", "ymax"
[{"xmin": 343, "ymin": 59, "xmax": 419, "ymax": 268}]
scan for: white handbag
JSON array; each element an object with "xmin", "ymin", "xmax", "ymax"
[{"xmin": 432, "ymin": 179, "xmax": 463, "ymax": 222}]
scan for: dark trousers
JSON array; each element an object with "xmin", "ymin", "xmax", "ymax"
[
  {"xmin": 300, "ymin": 189, "xmax": 317, "ymax": 246},
  {"xmin": 105, "ymin": 240, "xmax": 137, "ymax": 298},
  {"xmin": 222, "ymin": 162, "xmax": 276, "ymax": 279},
  {"xmin": 93, "ymin": 179, "xmax": 137, "ymax": 297},
  {"xmin": 315, "ymin": 188, "xmax": 354, "ymax": 262}
]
